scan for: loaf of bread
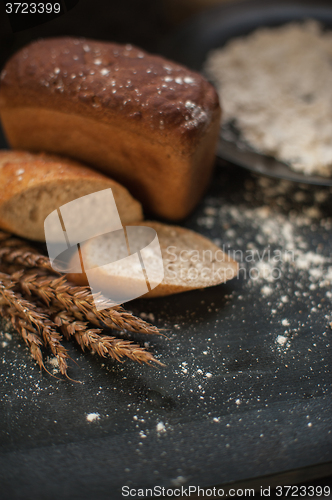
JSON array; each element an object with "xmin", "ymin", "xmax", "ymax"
[
  {"xmin": 0, "ymin": 37, "xmax": 221, "ymax": 220},
  {"xmin": 0, "ymin": 150, "xmax": 143, "ymax": 241},
  {"xmin": 67, "ymin": 221, "xmax": 238, "ymax": 298}
]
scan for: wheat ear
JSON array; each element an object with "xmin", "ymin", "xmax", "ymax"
[
  {"xmin": 0, "ymin": 302, "xmax": 46, "ymax": 371},
  {"xmin": 51, "ymin": 309, "xmax": 163, "ymax": 366},
  {"xmin": 17, "ymin": 273, "xmax": 160, "ymax": 335},
  {"xmin": 0, "ymin": 273, "xmax": 70, "ymax": 376}
]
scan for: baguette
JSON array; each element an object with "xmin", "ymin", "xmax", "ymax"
[
  {"xmin": 0, "ymin": 150, "xmax": 143, "ymax": 241},
  {"xmin": 0, "ymin": 37, "xmax": 221, "ymax": 220},
  {"xmin": 67, "ymin": 221, "xmax": 238, "ymax": 298}
]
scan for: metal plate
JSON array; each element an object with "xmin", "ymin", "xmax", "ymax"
[{"xmin": 163, "ymin": 0, "xmax": 332, "ymax": 185}]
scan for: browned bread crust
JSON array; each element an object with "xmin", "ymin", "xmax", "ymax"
[
  {"xmin": 0, "ymin": 37, "xmax": 221, "ymax": 220},
  {"xmin": 0, "ymin": 150, "xmax": 143, "ymax": 241}
]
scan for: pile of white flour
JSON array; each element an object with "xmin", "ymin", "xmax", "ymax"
[{"xmin": 205, "ymin": 21, "xmax": 332, "ymax": 176}]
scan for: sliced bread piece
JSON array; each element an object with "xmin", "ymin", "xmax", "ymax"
[
  {"xmin": 0, "ymin": 150, "xmax": 143, "ymax": 241},
  {"xmin": 67, "ymin": 221, "xmax": 239, "ymax": 299}
]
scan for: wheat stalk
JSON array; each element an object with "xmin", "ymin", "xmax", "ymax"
[
  {"xmin": 0, "ymin": 302, "xmax": 45, "ymax": 371},
  {"xmin": 52, "ymin": 309, "xmax": 163, "ymax": 365},
  {"xmin": 0, "ymin": 230, "xmax": 57, "ymax": 273},
  {"xmin": 0, "ymin": 234, "xmax": 160, "ymax": 335},
  {"xmin": 0, "ymin": 245, "xmax": 55, "ymax": 272},
  {"xmin": 0, "ymin": 233, "xmax": 165, "ymax": 375},
  {"xmin": 17, "ymin": 272, "xmax": 160, "ymax": 335},
  {"xmin": 0, "ymin": 273, "xmax": 70, "ymax": 376}
]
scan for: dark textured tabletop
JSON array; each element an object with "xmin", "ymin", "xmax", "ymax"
[
  {"xmin": 0, "ymin": 143, "xmax": 331, "ymax": 498},
  {"xmin": 0, "ymin": 1, "xmax": 331, "ymax": 498}
]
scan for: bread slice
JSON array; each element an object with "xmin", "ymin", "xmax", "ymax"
[
  {"xmin": 0, "ymin": 37, "xmax": 221, "ymax": 220},
  {"xmin": 67, "ymin": 221, "xmax": 239, "ymax": 299},
  {"xmin": 0, "ymin": 150, "xmax": 143, "ymax": 241}
]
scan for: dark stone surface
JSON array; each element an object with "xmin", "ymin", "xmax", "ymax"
[
  {"xmin": 0, "ymin": 138, "xmax": 331, "ymax": 498},
  {"xmin": 0, "ymin": 2, "xmax": 331, "ymax": 498}
]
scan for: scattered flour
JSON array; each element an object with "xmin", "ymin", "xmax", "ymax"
[
  {"xmin": 276, "ymin": 335, "xmax": 288, "ymax": 346},
  {"xmin": 140, "ymin": 312, "xmax": 155, "ymax": 322},
  {"xmin": 261, "ymin": 285, "xmax": 273, "ymax": 297},
  {"xmin": 156, "ymin": 422, "xmax": 166, "ymax": 433},
  {"xmin": 171, "ymin": 476, "xmax": 187, "ymax": 487},
  {"xmin": 48, "ymin": 356, "xmax": 60, "ymax": 374},
  {"xmin": 86, "ymin": 412, "xmax": 100, "ymax": 422},
  {"xmin": 198, "ymin": 174, "xmax": 332, "ymax": 360},
  {"xmin": 48, "ymin": 357, "xmax": 59, "ymax": 368},
  {"xmin": 215, "ymin": 176, "xmax": 332, "ymax": 292}
]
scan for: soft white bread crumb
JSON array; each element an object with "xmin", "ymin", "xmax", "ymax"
[
  {"xmin": 0, "ymin": 150, "xmax": 143, "ymax": 241},
  {"xmin": 67, "ymin": 221, "xmax": 239, "ymax": 298}
]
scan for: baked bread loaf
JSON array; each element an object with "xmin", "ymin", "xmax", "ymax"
[
  {"xmin": 67, "ymin": 221, "xmax": 238, "ymax": 298},
  {"xmin": 0, "ymin": 37, "xmax": 221, "ymax": 220},
  {"xmin": 0, "ymin": 150, "xmax": 143, "ymax": 241}
]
